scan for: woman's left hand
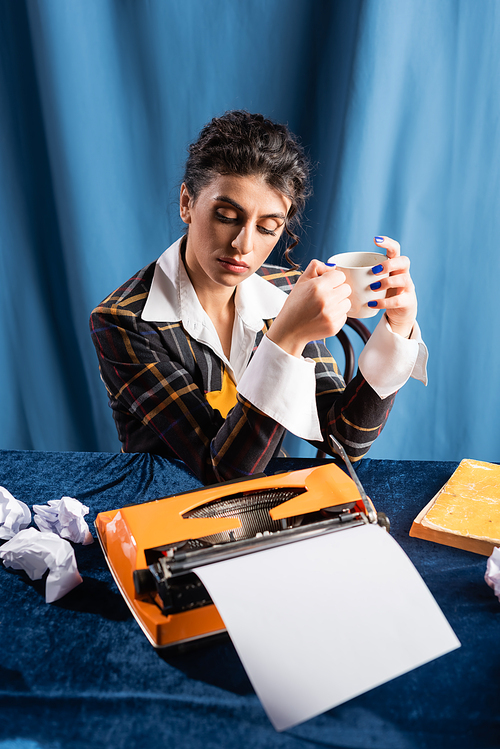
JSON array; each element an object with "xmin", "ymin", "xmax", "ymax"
[{"xmin": 370, "ymin": 236, "xmax": 418, "ymax": 338}]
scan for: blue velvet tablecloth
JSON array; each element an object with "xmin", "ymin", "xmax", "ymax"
[{"xmin": 0, "ymin": 450, "xmax": 498, "ymax": 749}]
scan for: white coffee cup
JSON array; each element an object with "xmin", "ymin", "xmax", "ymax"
[{"xmin": 327, "ymin": 251, "xmax": 389, "ymax": 319}]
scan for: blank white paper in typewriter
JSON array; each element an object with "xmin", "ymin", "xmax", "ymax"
[{"xmin": 194, "ymin": 523, "xmax": 460, "ymax": 731}]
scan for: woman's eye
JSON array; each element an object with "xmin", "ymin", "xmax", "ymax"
[
  {"xmin": 215, "ymin": 210, "xmax": 237, "ymax": 223},
  {"xmin": 258, "ymin": 225, "xmax": 277, "ymax": 236},
  {"xmin": 259, "ymin": 220, "xmax": 284, "ymax": 236}
]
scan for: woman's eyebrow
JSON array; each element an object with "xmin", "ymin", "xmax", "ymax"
[
  {"xmin": 214, "ymin": 195, "xmax": 244, "ymax": 211},
  {"xmin": 214, "ymin": 195, "xmax": 286, "ymax": 220}
]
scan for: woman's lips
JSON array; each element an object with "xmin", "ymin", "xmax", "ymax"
[{"xmin": 217, "ymin": 257, "xmax": 249, "ymax": 273}]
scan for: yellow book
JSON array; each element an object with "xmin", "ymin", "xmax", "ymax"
[{"xmin": 410, "ymin": 459, "xmax": 500, "ymax": 556}]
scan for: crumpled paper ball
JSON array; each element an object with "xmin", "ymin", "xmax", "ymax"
[
  {"xmin": 485, "ymin": 546, "xmax": 500, "ymax": 601},
  {"xmin": 33, "ymin": 496, "xmax": 93, "ymax": 545},
  {"xmin": 0, "ymin": 486, "xmax": 31, "ymax": 540},
  {"xmin": 0, "ymin": 527, "xmax": 83, "ymax": 602}
]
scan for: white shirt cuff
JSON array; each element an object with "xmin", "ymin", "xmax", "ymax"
[
  {"xmin": 237, "ymin": 335, "xmax": 322, "ymax": 441},
  {"xmin": 358, "ymin": 314, "xmax": 428, "ymax": 399}
]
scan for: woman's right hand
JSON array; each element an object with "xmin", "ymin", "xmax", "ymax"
[{"xmin": 266, "ymin": 260, "xmax": 352, "ymax": 357}]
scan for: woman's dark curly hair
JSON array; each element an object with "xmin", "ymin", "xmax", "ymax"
[{"xmin": 183, "ymin": 111, "xmax": 311, "ymax": 264}]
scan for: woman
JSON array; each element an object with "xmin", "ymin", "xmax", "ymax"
[{"xmin": 90, "ymin": 111, "xmax": 426, "ymax": 484}]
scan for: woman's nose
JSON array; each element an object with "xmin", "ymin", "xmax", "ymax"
[{"xmin": 231, "ymin": 225, "xmax": 253, "ymax": 254}]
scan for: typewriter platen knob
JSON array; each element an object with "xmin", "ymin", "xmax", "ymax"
[{"xmin": 377, "ymin": 512, "xmax": 390, "ymax": 533}]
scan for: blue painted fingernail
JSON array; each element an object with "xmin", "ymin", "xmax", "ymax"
[
  {"xmin": 325, "ymin": 262, "xmax": 336, "ymax": 267},
  {"xmin": 368, "ymin": 301, "xmax": 378, "ymax": 308},
  {"xmin": 370, "ymin": 281, "xmax": 381, "ymax": 290},
  {"xmin": 372, "ymin": 264, "xmax": 384, "ymax": 274},
  {"xmin": 375, "ymin": 236, "xmax": 384, "ymax": 243}
]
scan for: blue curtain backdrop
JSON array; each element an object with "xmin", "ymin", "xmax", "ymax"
[{"xmin": 0, "ymin": 0, "xmax": 499, "ymax": 462}]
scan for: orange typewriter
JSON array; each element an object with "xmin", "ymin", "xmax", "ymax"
[{"xmin": 95, "ymin": 444, "xmax": 387, "ymax": 649}]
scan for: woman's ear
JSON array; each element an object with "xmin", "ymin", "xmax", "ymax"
[{"xmin": 180, "ymin": 183, "xmax": 192, "ymax": 224}]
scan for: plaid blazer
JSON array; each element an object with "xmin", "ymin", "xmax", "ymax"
[{"xmin": 90, "ymin": 261, "xmax": 395, "ymax": 484}]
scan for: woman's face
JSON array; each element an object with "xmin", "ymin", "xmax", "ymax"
[{"xmin": 180, "ymin": 174, "xmax": 291, "ymax": 294}]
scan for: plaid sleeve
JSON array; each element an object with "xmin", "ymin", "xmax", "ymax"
[
  {"xmin": 90, "ymin": 278, "xmax": 286, "ymax": 485},
  {"xmin": 260, "ymin": 264, "xmax": 396, "ymax": 463},
  {"xmin": 303, "ymin": 339, "xmax": 396, "ymax": 463}
]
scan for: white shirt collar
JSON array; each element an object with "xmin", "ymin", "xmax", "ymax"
[{"xmin": 141, "ymin": 237, "xmax": 288, "ymax": 381}]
